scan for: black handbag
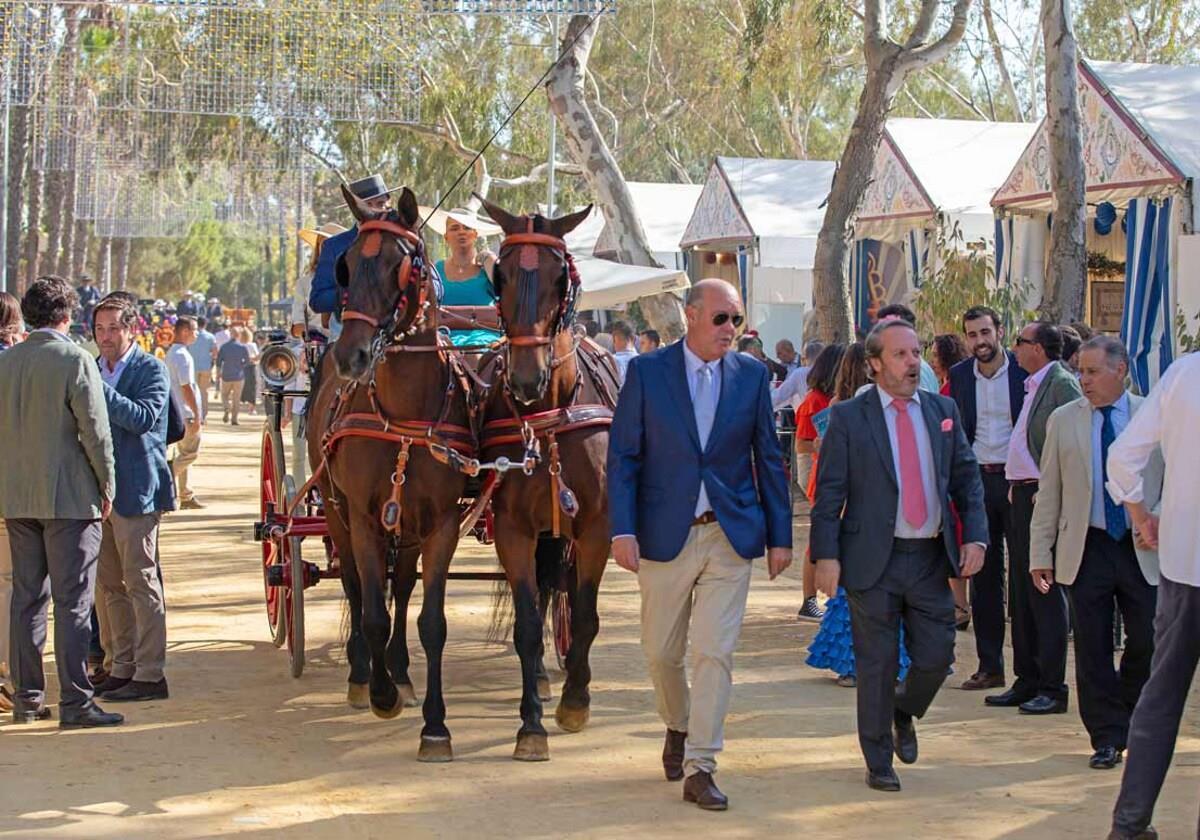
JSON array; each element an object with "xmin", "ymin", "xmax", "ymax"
[{"xmin": 166, "ymin": 389, "xmax": 187, "ymax": 445}]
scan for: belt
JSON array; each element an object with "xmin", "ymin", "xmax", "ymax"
[
  {"xmin": 692, "ymin": 511, "xmax": 717, "ymax": 527},
  {"xmin": 1009, "ymin": 478, "xmax": 1039, "ymax": 487},
  {"xmin": 979, "ymin": 463, "xmax": 1006, "ymax": 474},
  {"xmin": 893, "ymin": 536, "xmax": 941, "ymax": 551}
]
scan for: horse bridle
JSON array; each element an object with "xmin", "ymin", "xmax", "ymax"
[{"xmin": 340, "ymin": 218, "xmax": 432, "ymax": 339}]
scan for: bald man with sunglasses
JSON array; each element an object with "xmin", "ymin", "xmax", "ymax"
[{"xmin": 608, "ymin": 279, "xmax": 793, "ymax": 811}]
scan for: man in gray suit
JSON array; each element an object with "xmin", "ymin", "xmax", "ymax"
[
  {"xmin": 1030, "ymin": 336, "xmax": 1161, "ymax": 770},
  {"xmin": 812, "ymin": 320, "xmax": 987, "ymax": 792},
  {"xmin": 0, "ymin": 277, "xmax": 124, "ymax": 728}
]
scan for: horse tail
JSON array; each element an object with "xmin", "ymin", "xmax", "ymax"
[{"xmin": 485, "ymin": 534, "xmax": 569, "ymax": 645}]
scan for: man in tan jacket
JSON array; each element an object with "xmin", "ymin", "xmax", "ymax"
[
  {"xmin": 0, "ymin": 277, "xmax": 124, "ymax": 729},
  {"xmin": 1030, "ymin": 336, "xmax": 1162, "ymax": 770}
]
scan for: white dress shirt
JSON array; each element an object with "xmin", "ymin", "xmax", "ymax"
[
  {"xmin": 1005, "ymin": 362, "xmax": 1052, "ymax": 481},
  {"xmin": 1107, "ymin": 353, "xmax": 1200, "ymax": 586},
  {"xmin": 878, "ymin": 387, "xmax": 941, "ymax": 538},
  {"xmin": 613, "ymin": 348, "xmax": 638, "ymax": 385},
  {"xmin": 1089, "ymin": 392, "xmax": 1131, "ymax": 530},
  {"xmin": 99, "ymin": 342, "xmax": 137, "ymax": 387},
  {"xmin": 682, "ymin": 340, "xmax": 723, "ymax": 518},
  {"xmin": 973, "ymin": 356, "xmax": 1014, "ymax": 465},
  {"xmin": 771, "ymin": 364, "xmax": 809, "ymax": 410}
]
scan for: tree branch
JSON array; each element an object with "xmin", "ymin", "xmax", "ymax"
[{"xmin": 900, "ymin": 0, "xmax": 975, "ymax": 73}]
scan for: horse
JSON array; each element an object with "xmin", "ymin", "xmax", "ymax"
[
  {"xmin": 306, "ymin": 185, "xmax": 476, "ymax": 762},
  {"xmin": 475, "ymin": 196, "xmax": 620, "ymax": 761}
]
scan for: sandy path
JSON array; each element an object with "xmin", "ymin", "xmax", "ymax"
[{"xmin": 2, "ymin": 422, "xmax": 1197, "ymax": 839}]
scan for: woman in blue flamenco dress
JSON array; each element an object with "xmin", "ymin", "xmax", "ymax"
[{"xmin": 430, "ymin": 208, "xmax": 505, "ymax": 348}]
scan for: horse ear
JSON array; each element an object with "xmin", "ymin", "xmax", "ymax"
[
  {"xmin": 341, "ymin": 183, "xmax": 374, "ymax": 223},
  {"xmin": 547, "ymin": 204, "xmax": 592, "ymax": 238},
  {"xmin": 395, "ymin": 187, "xmax": 419, "ymax": 228},
  {"xmin": 476, "ymin": 193, "xmax": 522, "ymax": 235}
]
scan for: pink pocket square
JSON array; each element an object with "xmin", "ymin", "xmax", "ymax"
[{"xmin": 941, "ymin": 418, "xmax": 954, "ymax": 432}]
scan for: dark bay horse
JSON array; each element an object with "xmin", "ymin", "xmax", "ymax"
[
  {"xmin": 306, "ymin": 185, "xmax": 474, "ymax": 762},
  {"xmin": 476, "ymin": 196, "xmax": 620, "ymax": 761}
]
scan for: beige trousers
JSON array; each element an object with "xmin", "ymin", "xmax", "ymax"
[
  {"xmin": 96, "ymin": 512, "xmax": 166, "ymax": 682},
  {"xmin": 638, "ymin": 522, "xmax": 753, "ymax": 777},
  {"xmin": 172, "ymin": 424, "xmax": 202, "ymax": 503},
  {"xmin": 196, "ymin": 371, "xmax": 212, "ymax": 422},
  {"xmin": 0, "ymin": 518, "xmax": 11, "ymax": 686},
  {"xmin": 220, "ymin": 380, "xmax": 242, "ymax": 422}
]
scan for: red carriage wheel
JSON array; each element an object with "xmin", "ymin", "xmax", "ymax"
[
  {"xmin": 283, "ymin": 476, "xmax": 306, "ymax": 679},
  {"xmin": 261, "ymin": 428, "xmax": 288, "ymax": 647}
]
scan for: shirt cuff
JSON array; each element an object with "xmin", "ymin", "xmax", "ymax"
[
  {"xmin": 612, "ymin": 534, "xmax": 636, "ymax": 542},
  {"xmin": 966, "ymin": 541, "xmax": 987, "ymax": 550},
  {"xmin": 1106, "ymin": 478, "xmax": 1144, "ymax": 505}
]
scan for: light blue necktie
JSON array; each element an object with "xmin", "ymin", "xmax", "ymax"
[{"xmin": 695, "ymin": 364, "xmax": 716, "ymax": 449}]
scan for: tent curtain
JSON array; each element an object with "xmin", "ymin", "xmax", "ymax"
[
  {"xmin": 1120, "ymin": 197, "xmax": 1175, "ymax": 395},
  {"xmin": 737, "ymin": 246, "xmax": 749, "ymax": 306},
  {"xmin": 850, "ymin": 239, "xmax": 879, "ymax": 333},
  {"xmin": 905, "ymin": 229, "xmax": 927, "ymax": 289},
  {"xmin": 994, "ymin": 214, "xmax": 1013, "ymax": 286}
]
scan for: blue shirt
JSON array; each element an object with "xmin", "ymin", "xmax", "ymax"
[
  {"xmin": 217, "ymin": 341, "xmax": 251, "ymax": 382},
  {"xmin": 99, "ymin": 342, "xmax": 137, "ymax": 387},
  {"xmin": 189, "ymin": 329, "xmax": 216, "ymax": 373},
  {"xmin": 1091, "ymin": 392, "xmax": 1131, "ymax": 530},
  {"xmin": 682, "ymin": 341, "xmax": 723, "ymax": 517}
]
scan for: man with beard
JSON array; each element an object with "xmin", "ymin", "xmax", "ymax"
[{"xmin": 947, "ymin": 306, "xmax": 1027, "ymax": 691}]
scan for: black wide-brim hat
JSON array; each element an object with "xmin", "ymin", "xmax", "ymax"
[{"xmin": 348, "ymin": 174, "xmax": 389, "ymax": 201}]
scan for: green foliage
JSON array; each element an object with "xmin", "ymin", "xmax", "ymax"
[{"xmin": 1176, "ymin": 308, "xmax": 1200, "ymax": 354}]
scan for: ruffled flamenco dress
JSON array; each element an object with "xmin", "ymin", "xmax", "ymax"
[{"xmin": 806, "ymin": 588, "xmax": 910, "ymax": 680}]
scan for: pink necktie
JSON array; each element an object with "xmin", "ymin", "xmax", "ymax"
[{"xmin": 891, "ymin": 399, "xmax": 928, "ymax": 528}]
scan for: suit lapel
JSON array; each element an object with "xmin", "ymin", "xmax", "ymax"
[
  {"xmin": 1071, "ymin": 400, "xmax": 1093, "ymax": 499},
  {"xmin": 1028, "ymin": 361, "xmax": 1058, "ymax": 422},
  {"xmin": 918, "ymin": 393, "xmax": 947, "ymax": 492},
  {"xmin": 114, "ymin": 347, "xmax": 141, "ymax": 393},
  {"xmin": 863, "ymin": 388, "xmax": 899, "ymax": 488},
  {"xmin": 665, "ymin": 341, "xmax": 702, "ymax": 452}
]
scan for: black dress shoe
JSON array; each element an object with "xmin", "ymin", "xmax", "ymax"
[
  {"xmin": 93, "ymin": 676, "xmax": 131, "ymax": 697},
  {"xmin": 985, "ymin": 688, "xmax": 1035, "ymax": 708},
  {"xmin": 104, "ymin": 679, "xmax": 168, "ymax": 702},
  {"xmin": 663, "ymin": 729, "xmax": 687, "ymax": 782},
  {"xmin": 682, "ymin": 771, "xmax": 728, "ymax": 811},
  {"xmin": 59, "ymin": 702, "xmax": 124, "ymax": 729},
  {"xmin": 894, "ymin": 712, "xmax": 918, "ymax": 765},
  {"xmin": 12, "ymin": 705, "xmax": 52, "ymax": 724},
  {"xmin": 1019, "ymin": 695, "xmax": 1068, "ymax": 715},
  {"xmin": 1106, "ymin": 827, "xmax": 1158, "ymax": 839},
  {"xmin": 1090, "ymin": 746, "xmax": 1124, "ymax": 769},
  {"xmin": 866, "ymin": 767, "xmax": 901, "ymax": 792}
]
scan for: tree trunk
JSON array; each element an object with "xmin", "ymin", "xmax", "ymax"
[
  {"xmin": 1039, "ymin": 0, "xmax": 1086, "ymax": 322},
  {"xmin": 114, "ymin": 237, "xmax": 130, "ymax": 291},
  {"xmin": 97, "ymin": 236, "xmax": 112, "ymax": 292},
  {"xmin": 43, "ymin": 171, "xmax": 67, "ymax": 274},
  {"xmin": 58, "ymin": 171, "xmax": 76, "ymax": 278},
  {"xmin": 983, "ymin": 0, "xmax": 1024, "ymax": 120},
  {"xmin": 71, "ymin": 216, "xmax": 90, "ymax": 279},
  {"xmin": 5, "ymin": 106, "xmax": 28, "ymax": 287},
  {"xmin": 546, "ymin": 15, "xmax": 685, "ymax": 341},
  {"xmin": 810, "ymin": 50, "xmax": 902, "ymax": 342},
  {"xmin": 23, "ymin": 159, "xmax": 43, "ymax": 287}
]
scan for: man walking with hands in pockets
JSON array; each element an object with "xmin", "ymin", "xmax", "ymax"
[
  {"xmin": 812, "ymin": 319, "xmax": 987, "ymax": 792},
  {"xmin": 608, "ymin": 279, "xmax": 793, "ymax": 812}
]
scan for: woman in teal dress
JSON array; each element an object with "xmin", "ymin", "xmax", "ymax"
[{"xmin": 432, "ymin": 209, "xmax": 505, "ymax": 349}]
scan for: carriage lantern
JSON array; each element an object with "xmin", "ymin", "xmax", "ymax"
[{"xmin": 259, "ymin": 343, "xmax": 299, "ymax": 390}]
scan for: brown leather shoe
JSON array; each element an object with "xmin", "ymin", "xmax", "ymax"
[
  {"xmin": 961, "ymin": 672, "xmax": 1005, "ymax": 691},
  {"xmin": 663, "ymin": 729, "xmax": 686, "ymax": 781},
  {"xmin": 683, "ymin": 771, "xmax": 728, "ymax": 811}
]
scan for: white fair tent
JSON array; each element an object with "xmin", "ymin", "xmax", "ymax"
[
  {"xmin": 680, "ymin": 157, "xmax": 836, "ymax": 350},
  {"xmin": 593, "ymin": 182, "xmax": 704, "ymax": 270},
  {"xmin": 850, "ymin": 118, "xmax": 1038, "ymax": 328},
  {"xmin": 992, "ymin": 59, "xmax": 1200, "ymax": 393}
]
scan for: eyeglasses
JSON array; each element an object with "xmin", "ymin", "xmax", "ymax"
[
  {"xmin": 711, "ymin": 312, "xmax": 745, "ymax": 328},
  {"xmin": 1014, "ymin": 337, "xmax": 1038, "ymax": 347}
]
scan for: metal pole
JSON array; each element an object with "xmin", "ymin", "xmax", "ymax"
[
  {"xmin": 546, "ymin": 14, "xmax": 558, "ymax": 216},
  {"xmin": 1, "ymin": 54, "xmax": 12, "ymax": 294}
]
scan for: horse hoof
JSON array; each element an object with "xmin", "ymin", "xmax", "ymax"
[
  {"xmin": 397, "ymin": 682, "xmax": 420, "ymax": 708},
  {"xmin": 370, "ymin": 690, "xmax": 404, "ymax": 720},
  {"xmin": 513, "ymin": 732, "xmax": 550, "ymax": 762},
  {"xmin": 555, "ymin": 702, "xmax": 590, "ymax": 733},
  {"xmin": 347, "ymin": 682, "xmax": 370, "ymax": 710},
  {"xmin": 418, "ymin": 736, "xmax": 454, "ymax": 763},
  {"xmin": 537, "ymin": 677, "xmax": 553, "ymax": 702}
]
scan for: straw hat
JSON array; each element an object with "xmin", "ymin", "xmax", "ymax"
[
  {"xmin": 419, "ymin": 206, "xmax": 502, "ymax": 238},
  {"xmin": 298, "ymin": 222, "xmax": 347, "ymax": 249}
]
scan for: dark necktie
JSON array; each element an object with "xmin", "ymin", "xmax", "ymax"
[{"xmin": 1099, "ymin": 405, "xmax": 1128, "ymax": 542}]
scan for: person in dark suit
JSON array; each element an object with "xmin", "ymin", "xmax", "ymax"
[
  {"xmin": 92, "ymin": 294, "xmax": 175, "ymax": 703},
  {"xmin": 812, "ymin": 319, "xmax": 987, "ymax": 792},
  {"xmin": 608, "ymin": 279, "xmax": 793, "ymax": 811},
  {"xmin": 988, "ymin": 321, "xmax": 1082, "ymax": 715},
  {"xmin": 947, "ymin": 306, "xmax": 1028, "ymax": 690}
]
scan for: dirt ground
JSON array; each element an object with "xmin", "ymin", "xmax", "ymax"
[{"xmin": 2, "ymin": 421, "xmax": 1198, "ymax": 839}]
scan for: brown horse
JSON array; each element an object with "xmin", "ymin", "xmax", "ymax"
[
  {"xmin": 476, "ymin": 196, "xmax": 619, "ymax": 761},
  {"xmin": 306, "ymin": 185, "xmax": 474, "ymax": 762}
]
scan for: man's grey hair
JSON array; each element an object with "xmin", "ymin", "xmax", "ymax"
[
  {"xmin": 1081, "ymin": 334, "xmax": 1129, "ymax": 371},
  {"xmin": 802, "ymin": 340, "xmax": 824, "ymax": 363},
  {"xmin": 685, "ymin": 284, "xmax": 705, "ymax": 307},
  {"xmin": 864, "ymin": 319, "xmax": 917, "ymax": 360}
]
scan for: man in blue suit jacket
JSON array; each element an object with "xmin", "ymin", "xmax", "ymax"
[
  {"xmin": 92, "ymin": 295, "xmax": 174, "ymax": 703},
  {"xmin": 608, "ymin": 279, "xmax": 792, "ymax": 811}
]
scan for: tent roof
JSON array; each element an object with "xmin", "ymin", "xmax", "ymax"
[
  {"xmin": 594, "ymin": 182, "xmax": 703, "ymax": 257},
  {"xmin": 859, "ymin": 119, "xmax": 1038, "ymax": 223},
  {"xmin": 994, "ymin": 60, "xmax": 1200, "ymax": 210},
  {"xmin": 680, "ymin": 157, "xmax": 835, "ymax": 248},
  {"xmin": 574, "ymin": 255, "xmax": 689, "ymax": 310}
]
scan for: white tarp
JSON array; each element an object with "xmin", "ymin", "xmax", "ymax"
[
  {"xmin": 594, "ymin": 182, "xmax": 703, "ymax": 266},
  {"xmin": 574, "ymin": 255, "xmax": 689, "ymax": 310}
]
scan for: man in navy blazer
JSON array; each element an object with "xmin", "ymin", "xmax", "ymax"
[
  {"xmin": 947, "ymin": 306, "xmax": 1027, "ymax": 690},
  {"xmin": 92, "ymin": 294, "xmax": 174, "ymax": 703},
  {"xmin": 608, "ymin": 279, "xmax": 792, "ymax": 811},
  {"xmin": 813, "ymin": 320, "xmax": 987, "ymax": 792}
]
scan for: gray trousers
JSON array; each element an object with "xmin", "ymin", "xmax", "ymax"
[
  {"xmin": 6, "ymin": 518, "xmax": 101, "ymax": 711},
  {"xmin": 1112, "ymin": 576, "xmax": 1200, "ymax": 835},
  {"xmin": 96, "ymin": 512, "xmax": 166, "ymax": 682}
]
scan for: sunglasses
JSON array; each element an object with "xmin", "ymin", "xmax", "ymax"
[
  {"xmin": 711, "ymin": 312, "xmax": 745, "ymax": 328},
  {"xmin": 1014, "ymin": 337, "xmax": 1038, "ymax": 347}
]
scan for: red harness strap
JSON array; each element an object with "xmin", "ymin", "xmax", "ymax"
[
  {"xmin": 480, "ymin": 404, "xmax": 613, "ymax": 450},
  {"xmin": 323, "ymin": 413, "xmax": 476, "ymax": 456}
]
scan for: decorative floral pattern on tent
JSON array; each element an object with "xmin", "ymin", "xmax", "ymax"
[
  {"xmin": 680, "ymin": 161, "xmax": 753, "ymax": 247},
  {"xmin": 993, "ymin": 63, "xmax": 1181, "ymax": 206},
  {"xmin": 856, "ymin": 138, "xmax": 934, "ymax": 221}
]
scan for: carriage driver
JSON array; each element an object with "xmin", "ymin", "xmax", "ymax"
[{"xmin": 308, "ymin": 175, "xmax": 393, "ymax": 339}]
